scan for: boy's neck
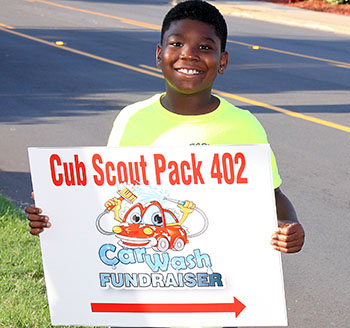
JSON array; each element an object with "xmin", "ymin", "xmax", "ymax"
[{"xmin": 161, "ymin": 89, "xmax": 219, "ymax": 115}]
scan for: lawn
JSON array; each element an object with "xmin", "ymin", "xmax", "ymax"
[{"xmin": 0, "ymin": 194, "xmax": 97, "ymax": 328}]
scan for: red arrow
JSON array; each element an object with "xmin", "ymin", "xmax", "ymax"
[{"xmin": 91, "ymin": 297, "xmax": 245, "ymax": 318}]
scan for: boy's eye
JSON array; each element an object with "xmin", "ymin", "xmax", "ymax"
[
  {"xmin": 170, "ymin": 41, "xmax": 182, "ymax": 47},
  {"xmin": 199, "ymin": 45, "xmax": 211, "ymax": 50}
]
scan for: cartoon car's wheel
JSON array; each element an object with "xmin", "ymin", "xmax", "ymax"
[
  {"xmin": 173, "ymin": 238, "xmax": 185, "ymax": 251},
  {"xmin": 155, "ymin": 237, "xmax": 170, "ymax": 252}
]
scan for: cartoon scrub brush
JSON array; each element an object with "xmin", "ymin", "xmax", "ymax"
[{"xmin": 96, "ymin": 187, "xmax": 137, "ymax": 235}]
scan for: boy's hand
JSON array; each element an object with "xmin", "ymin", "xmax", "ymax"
[
  {"xmin": 271, "ymin": 221, "xmax": 305, "ymax": 253},
  {"xmin": 25, "ymin": 204, "xmax": 51, "ymax": 236}
]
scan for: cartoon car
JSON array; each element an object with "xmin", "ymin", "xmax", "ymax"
[{"xmin": 112, "ymin": 200, "xmax": 188, "ymax": 252}]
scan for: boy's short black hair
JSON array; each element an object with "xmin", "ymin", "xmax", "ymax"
[{"xmin": 161, "ymin": 0, "xmax": 228, "ymax": 51}]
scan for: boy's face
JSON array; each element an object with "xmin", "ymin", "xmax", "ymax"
[{"xmin": 157, "ymin": 19, "xmax": 228, "ymax": 96}]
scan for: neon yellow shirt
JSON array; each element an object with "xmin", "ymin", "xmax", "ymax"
[{"xmin": 108, "ymin": 94, "xmax": 282, "ymax": 188}]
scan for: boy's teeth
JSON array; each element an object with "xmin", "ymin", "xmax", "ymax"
[{"xmin": 178, "ymin": 68, "xmax": 199, "ymax": 75}]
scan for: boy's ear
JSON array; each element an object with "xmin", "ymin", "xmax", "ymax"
[
  {"xmin": 218, "ymin": 51, "xmax": 229, "ymax": 74},
  {"xmin": 156, "ymin": 44, "xmax": 162, "ymax": 67}
]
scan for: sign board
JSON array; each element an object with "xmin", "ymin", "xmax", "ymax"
[{"xmin": 28, "ymin": 145, "xmax": 287, "ymax": 327}]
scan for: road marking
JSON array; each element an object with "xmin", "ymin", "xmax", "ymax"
[
  {"xmin": 1, "ymin": 26, "xmax": 349, "ymax": 133},
  {"xmin": 139, "ymin": 64, "xmax": 162, "ymax": 72},
  {"xmin": 0, "ymin": 22, "xmax": 14, "ymax": 29},
  {"xmin": 331, "ymin": 63, "xmax": 350, "ymax": 69},
  {"xmin": 26, "ymin": 0, "xmax": 350, "ymax": 69},
  {"xmin": 227, "ymin": 40, "xmax": 350, "ymax": 68},
  {"xmin": 0, "ymin": 26, "xmax": 163, "ymax": 79},
  {"xmin": 212, "ymin": 90, "xmax": 350, "ymax": 133},
  {"xmin": 30, "ymin": 0, "xmax": 161, "ymax": 30},
  {"xmin": 139, "ymin": 65, "xmax": 350, "ymax": 133}
]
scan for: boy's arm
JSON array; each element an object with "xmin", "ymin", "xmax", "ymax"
[{"xmin": 271, "ymin": 188, "xmax": 305, "ymax": 253}]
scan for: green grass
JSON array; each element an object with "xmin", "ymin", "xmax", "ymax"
[
  {"xmin": 0, "ymin": 195, "xmax": 101, "ymax": 328},
  {"xmin": 0, "ymin": 194, "xmax": 51, "ymax": 327}
]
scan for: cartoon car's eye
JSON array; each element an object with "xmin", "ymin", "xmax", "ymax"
[
  {"xmin": 125, "ymin": 206, "xmax": 143, "ymax": 224},
  {"xmin": 131, "ymin": 214, "xmax": 141, "ymax": 224},
  {"xmin": 152, "ymin": 213, "xmax": 163, "ymax": 226},
  {"xmin": 143, "ymin": 204, "xmax": 163, "ymax": 226}
]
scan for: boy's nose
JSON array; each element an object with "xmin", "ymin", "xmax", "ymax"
[{"xmin": 180, "ymin": 46, "xmax": 199, "ymax": 61}]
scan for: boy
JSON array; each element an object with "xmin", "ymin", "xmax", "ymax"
[
  {"xmin": 26, "ymin": 0, "xmax": 304, "ymax": 258},
  {"xmin": 106, "ymin": 0, "xmax": 304, "ymax": 253}
]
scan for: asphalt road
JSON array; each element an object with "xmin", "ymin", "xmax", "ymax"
[{"xmin": 0, "ymin": 0, "xmax": 349, "ymax": 327}]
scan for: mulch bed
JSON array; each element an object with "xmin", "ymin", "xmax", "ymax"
[{"xmin": 256, "ymin": 0, "xmax": 350, "ymax": 16}]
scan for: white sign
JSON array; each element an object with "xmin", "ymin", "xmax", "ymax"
[{"xmin": 28, "ymin": 145, "xmax": 287, "ymax": 327}]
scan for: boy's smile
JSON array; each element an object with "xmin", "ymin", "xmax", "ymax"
[{"xmin": 157, "ymin": 19, "xmax": 228, "ymax": 97}]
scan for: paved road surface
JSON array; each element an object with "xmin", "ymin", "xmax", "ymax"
[{"xmin": 0, "ymin": 0, "xmax": 349, "ymax": 327}]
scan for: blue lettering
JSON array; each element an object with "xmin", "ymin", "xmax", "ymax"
[
  {"xmin": 197, "ymin": 273, "xmax": 209, "ymax": 287},
  {"xmin": 145, "ymin": 253, "xmax": 170, "ymax": 272},
  {"xmin": 99, "ymin": 273, "xmax": 111, "ymax": 287},
  {"xmin": 171, "ymin": 256, "xmax": 187, "ymax": 270},
  {"xmin": 209, "ymin": 273, "xmax": 223, "ymax": 287},
  {"xmin": 177, "ymin": 273, "xmax": 184, "ymax": 287},
  {"xmin": 186, "ymin": 254, "xmax": 196, "ymax": 269},
  {"xmin": 119, "ymin": 248, "xmax": 136, "ymax": 264},
  {"xmin": 184, "ymin": 273, "xmax": 196, "ymax": 287},
  {"xmin": 134, "ymin": 247, "xmax": 146, "ymax": 263},
  {"xmin": 99, "ymin": 244, "xmax": 119, "ymax": 267},
  {"xmin": 125, "ymin": 273, "xmax": 138, "ymax": 287},
  {"xmin": 138, "ymin": 273, "xmax": 151, "ymax": 287},
  {"xmin": 164, "ymin": 273, "xmax": 178, "ymax": 287},
  {"xmin": 193, "ymin": 249, "xmax": 212, "ymax": 268},
  {"xmin": 111, "ymin": 273, "xmax": 124, "ymax": 287},
  {"xmin": 151, "ymin": 273, "xmax": 165, "ymax": 287}
]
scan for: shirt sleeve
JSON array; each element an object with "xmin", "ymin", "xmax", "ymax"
[{"xmin": 270, "ymin": 149, "xmax": 282, "ymax": 189}]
